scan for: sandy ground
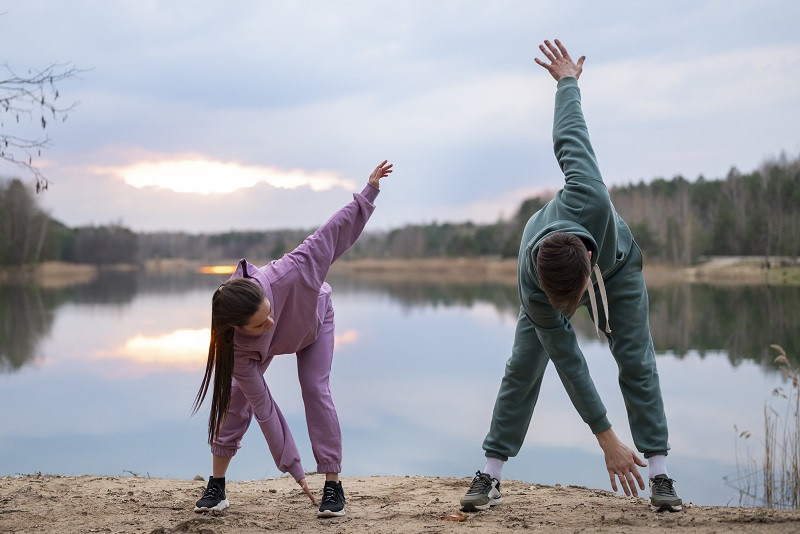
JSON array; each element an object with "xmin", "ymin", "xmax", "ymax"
[{"xmin": 2, "ymin": 474, "xmax": 800, "ymax": 533}]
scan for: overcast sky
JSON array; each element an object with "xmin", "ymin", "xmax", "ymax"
[{"xmin": 2, "ymin": 1, "xmax": 799, "ymax": 232}]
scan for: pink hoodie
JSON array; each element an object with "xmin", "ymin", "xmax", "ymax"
[{"xmin": 221, "ymin": 183, "xmax": 379, "ymax": 480}]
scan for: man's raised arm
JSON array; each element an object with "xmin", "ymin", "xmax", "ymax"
[{"xmin": 535, "ymin": 39, "xmax": 603, "ymax": 185}]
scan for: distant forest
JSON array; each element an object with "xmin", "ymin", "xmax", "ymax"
[{"xmin": 1, "ymin": 152, "xmax": 798, "ymax": 267}]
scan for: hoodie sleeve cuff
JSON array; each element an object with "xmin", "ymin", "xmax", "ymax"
[
  {"xmin": 287, "ymin": 460, "xmax": 306, "ymax": 481},
  {"xmin": 589, "ymin": 415, "xmax": 612, "ymax": 435},
  {"xmin": 557, "ymin": 77, "xmax": 578, "ymax": 89},
  {"xmin": 359, "ymin": 182, "xmax": 380, "ymax": 203}
]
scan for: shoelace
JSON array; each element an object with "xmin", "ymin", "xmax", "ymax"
[
  {"xmin": 322, "ymin": 485, "xmax": 340, "ymax": 503},
  {"xmin": 466, "ymin": 472, "xmax": 492, "ymax": 495},
  {"xmin": 201, "ymin": 485, "xmax": 222, "ymax": 499},
  {"xmin": 651, "ymin": 477, "xmax": 676, "ymax": 496}
]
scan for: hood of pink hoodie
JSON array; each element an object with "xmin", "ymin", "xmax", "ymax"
[{"xmin": 230, "ymin": 258, "xmax": 276, "ymax": 353}]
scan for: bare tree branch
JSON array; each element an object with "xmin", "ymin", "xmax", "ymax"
[{"xmin": 0, "ymin": 62, "xmax": 85, "ymax": 192}]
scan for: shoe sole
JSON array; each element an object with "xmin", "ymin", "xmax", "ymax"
[
  {"xmin": 651, "ymin": 502, "xmax": 683, "ymax": 513},
  {"xmin": 194, "ymin": 499, "xmax": 229, "ymax": 513},
  {"xmin": 460, "ymin": 497, "xmax": 502, "ymax": 512},
  {"xmin": 317, "ymin": 508, "xmax": 346, "ymax": 518}
]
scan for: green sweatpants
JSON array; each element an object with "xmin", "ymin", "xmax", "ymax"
[{"xmin": 482, "ymin": 243, "xmax": 670, "ymax": 460}]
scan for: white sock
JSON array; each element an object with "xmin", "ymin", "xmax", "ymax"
[
  {"xmin": 483, "ymin": 457, "xmax": 505, "ymax": 481},
  {"xmin": 648, "ymin": 455, "xmax": 668, "ymax": 479}
]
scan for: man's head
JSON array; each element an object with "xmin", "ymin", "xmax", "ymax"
[{"xmin": 536, "ymin": 232, "xmax": 591, "ymax": 316}]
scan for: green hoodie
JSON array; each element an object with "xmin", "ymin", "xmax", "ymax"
[
  {"xmin": 518, "ymin": 76, "xmax": 636, "ymax": 434},
  {"xmin": 483, "ymin": 76, "xmax": 668, "ymax": 461}
]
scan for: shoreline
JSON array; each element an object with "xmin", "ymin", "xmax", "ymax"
[
  {"xmin": 0, "ymin": 256, "xmax": 798, "ymax": 288},
  {"xmin": 332, "ymin": 256, "xmax": 800, "ymax": 287},
  {"xmin": 2, "ymin": 473, "xmax": 799, "ymax": 533}
]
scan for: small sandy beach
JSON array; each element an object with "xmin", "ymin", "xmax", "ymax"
[{"xmin": 2, "ymin": 474, "xmax": 800, "ymax": 533}]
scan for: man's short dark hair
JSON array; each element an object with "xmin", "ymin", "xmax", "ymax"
[{"xmin": 536, "ymin": 232, "xmax": 591, "ymax": 316}]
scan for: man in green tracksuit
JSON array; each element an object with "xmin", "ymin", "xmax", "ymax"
[{"xmin": 460, "ymin": 39, "xmax": 682, "ymax": 513}]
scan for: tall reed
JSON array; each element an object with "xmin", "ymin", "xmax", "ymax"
[{"xmin": 727, "ymin": 345, "xmax": 800, "ymax": 509}]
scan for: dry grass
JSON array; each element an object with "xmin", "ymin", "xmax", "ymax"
[
  {"xmin": 0, "ymin": 261, "xmax": 98, "ymax": 288},
  {"xmin": 331, "ymin": 257, "xmax": 519, "ymax": 285},
  {"xmin": 729, "ymin": 345, "xmax": 800, "ymax": 509},
  {"xmin": 2, "ymin": 256, "xmax": 798, "ymax": 289},
  {"xmin": 144, "ymin": 258, "xmax": 220, "ymax": 272},
  {"xmin": 333, "ymin": 257, "xmax": 800, "ymax": 287},
  {"xmin": 685, "ymin": 259, "xmax": 800, "ymax": 286}
]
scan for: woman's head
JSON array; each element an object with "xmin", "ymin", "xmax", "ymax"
[
  {"xmin": 535, "ymin": 232, "xmax": 591, "ymax": 316},
  {"xmin": 193, "ymin": 277, "xmax": 271, "ymax": 444},
  {"xmin": 211, "ymin": 278, "xmax": 268, "ymax": 335}
]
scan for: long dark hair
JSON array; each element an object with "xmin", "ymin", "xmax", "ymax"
[
  {"xmin": 536, "ymin": 232, "xmax": 590, "ymax": 316},
  {"xmin": 192, "ymin": 277, "xmax": 265, "ymax": 444}
]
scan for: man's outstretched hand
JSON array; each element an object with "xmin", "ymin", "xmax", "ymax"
[
  {"xmin": 534, "ymin": 39, "xmax": 585, "ymax": 81},
  {"xmin": 595, "ymin": 428, "xmax": 647, "ymax": 497}
]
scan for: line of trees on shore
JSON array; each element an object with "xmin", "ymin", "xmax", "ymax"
[
  {"xmin": 1, "ymin": 152, "xmax": 798, "ymax": 267},
  {"xmin": 0, "ymin": 179, "xmax": 138, "ymax": 266}
]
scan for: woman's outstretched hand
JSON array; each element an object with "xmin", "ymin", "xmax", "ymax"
[
  {"xmin": 534, "ymin": 39, "xmax": 585, "ymax": 82},
  {"xmin": 298, "ymin": 477, "xmax": 316, "ymax": 505},
  {"xmin": 368, "ymin": 160, "xmax": 393, "ymax": 189}
]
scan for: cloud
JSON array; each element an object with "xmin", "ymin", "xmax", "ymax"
[
  {"xmin": 36, "ymin": 158, "xmax": 372, "ymax": 232},
  {"xmin": 586, "ymin": 43, "xmax": 800, "ymax": 122},
  {"xmin": 5, "ymin": 1, "xmax": 800, "ymax": 231},
  {"xmin": 94, "ymin": 157, "xmax": 356, "ymax": 195}
]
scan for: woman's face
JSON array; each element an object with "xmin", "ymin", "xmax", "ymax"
[{"xmin": 237, "ymin": 298, "xmax": 274, "ymax": 334}]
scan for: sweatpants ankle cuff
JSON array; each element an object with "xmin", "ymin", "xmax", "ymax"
[
  {"xmin": 317, "ymin": 463, "xmax": 341, "ymax": 474},
  {"xmin": 210, "ymin": 444, "xmax": 237, "ymax": 458}
]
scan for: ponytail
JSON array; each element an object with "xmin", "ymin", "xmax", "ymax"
[{"xmin": 192, "ymin": 278, "xmax": 265, "ymax": 444}]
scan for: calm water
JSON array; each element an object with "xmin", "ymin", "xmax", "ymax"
[{"xmin": 1, "ymin": 268, "xmax": 799, "ymax": 507}]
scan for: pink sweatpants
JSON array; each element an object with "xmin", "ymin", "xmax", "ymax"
[{"xmin": 211, "ymin": 300, "xmax": 342, "ymax": 474}]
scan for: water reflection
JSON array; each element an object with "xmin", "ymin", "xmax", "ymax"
[
  {"xmin": 3, "ymin": 270, "xmax": 798, "ymax": 373},
  {"xmin": 1, "ymin": 267, "xmax": 798, "ymax": 506},
  {"xmin": 327, "ymin": 273, "xmax": 521, "ymax": 314},
  {"xmin": 648, "ymin": 284, "xmax": 799, "ymax": 365},
  {"xmin": 96, "ymin": 328, "xmax": 210, "ymax": 370},
  {"xmin": 328, "ymin": 273, "xmax": 800, "ymax": 369},
  {"xmin": 0, "ymin": 284, "xmax": 57, "ymax": 372},
  {"xmin": 0, "ymin": 269, "xmax": 224, "ymax": 373}
]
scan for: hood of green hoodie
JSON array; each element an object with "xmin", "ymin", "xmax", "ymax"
[
  {"xmin": 521, "ymin": 220, "xmax": 597, "ymax": 290},
  {"xmin": 520, "ymin": 214, "xmax": 633, "ymax": 297}
]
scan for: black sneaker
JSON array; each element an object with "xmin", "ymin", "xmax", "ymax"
[
  {"xmin": 650, "ymin": 474, "xmax": 683, "ymax": 512},
  {"xmin": 317, "ymin": 480, "xmax": 346, "ymax": 518},
  {"xmin": 194, "ymin": 476, "xmax": 229, "ymax": 513},
  {"xmin": 460, "ymin": 471, "xmax": 502, "ymax": 512}
]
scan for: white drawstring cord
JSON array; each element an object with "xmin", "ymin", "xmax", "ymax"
[{"xmin": 587, "ymin": 264, "xmax": 611, "ymax": 339}]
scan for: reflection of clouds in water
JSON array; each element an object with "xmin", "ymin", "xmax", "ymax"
[
  {"xmin": 92, "ymin": 328, "xmax": 210, "ymax": 371},
  {"xmin": 523, "ymin": 348, "xmax": 773, "ymax": 465},
  {"xmin": 335, "ymin": 376, "xmax": 494, "ymax": 442},
  {"xmin": 3, "ymin": 274, "xmax": 796, "ymax": 505},
  {"xmin": 654, "ymin": 351, "xmax": 772, "ymax": 464},
  {"xmin": 88, "ymin": 327, "xmax": 360, "ymax": 375},
  {"xmin": 458, "ymin": 301, "xmax": 517, "ymax": 325},
  {"xmin": 334, "ymin": 329, "xmax": 359, "ymax": 347},
  {"xmin": 331, "ymin": 316, "xmax": 774, "ymax": 468}
]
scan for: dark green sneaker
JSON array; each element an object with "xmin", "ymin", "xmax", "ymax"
[
  {"xmin": 649, "ymin": 475, "xmax": 682, "ymax": 512},
  {"xmin": 460, "ymin": 471, "xmax": 502, "ymax": 512}
]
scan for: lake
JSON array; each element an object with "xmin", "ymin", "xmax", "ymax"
[{"xmin": 1, "ymin": 266, "xmax": 798, "ymax": 507}]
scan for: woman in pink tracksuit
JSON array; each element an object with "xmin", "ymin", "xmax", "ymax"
[{"xmin": 192, "ymin": 161, "xmax": 393, "ymax": 518}]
